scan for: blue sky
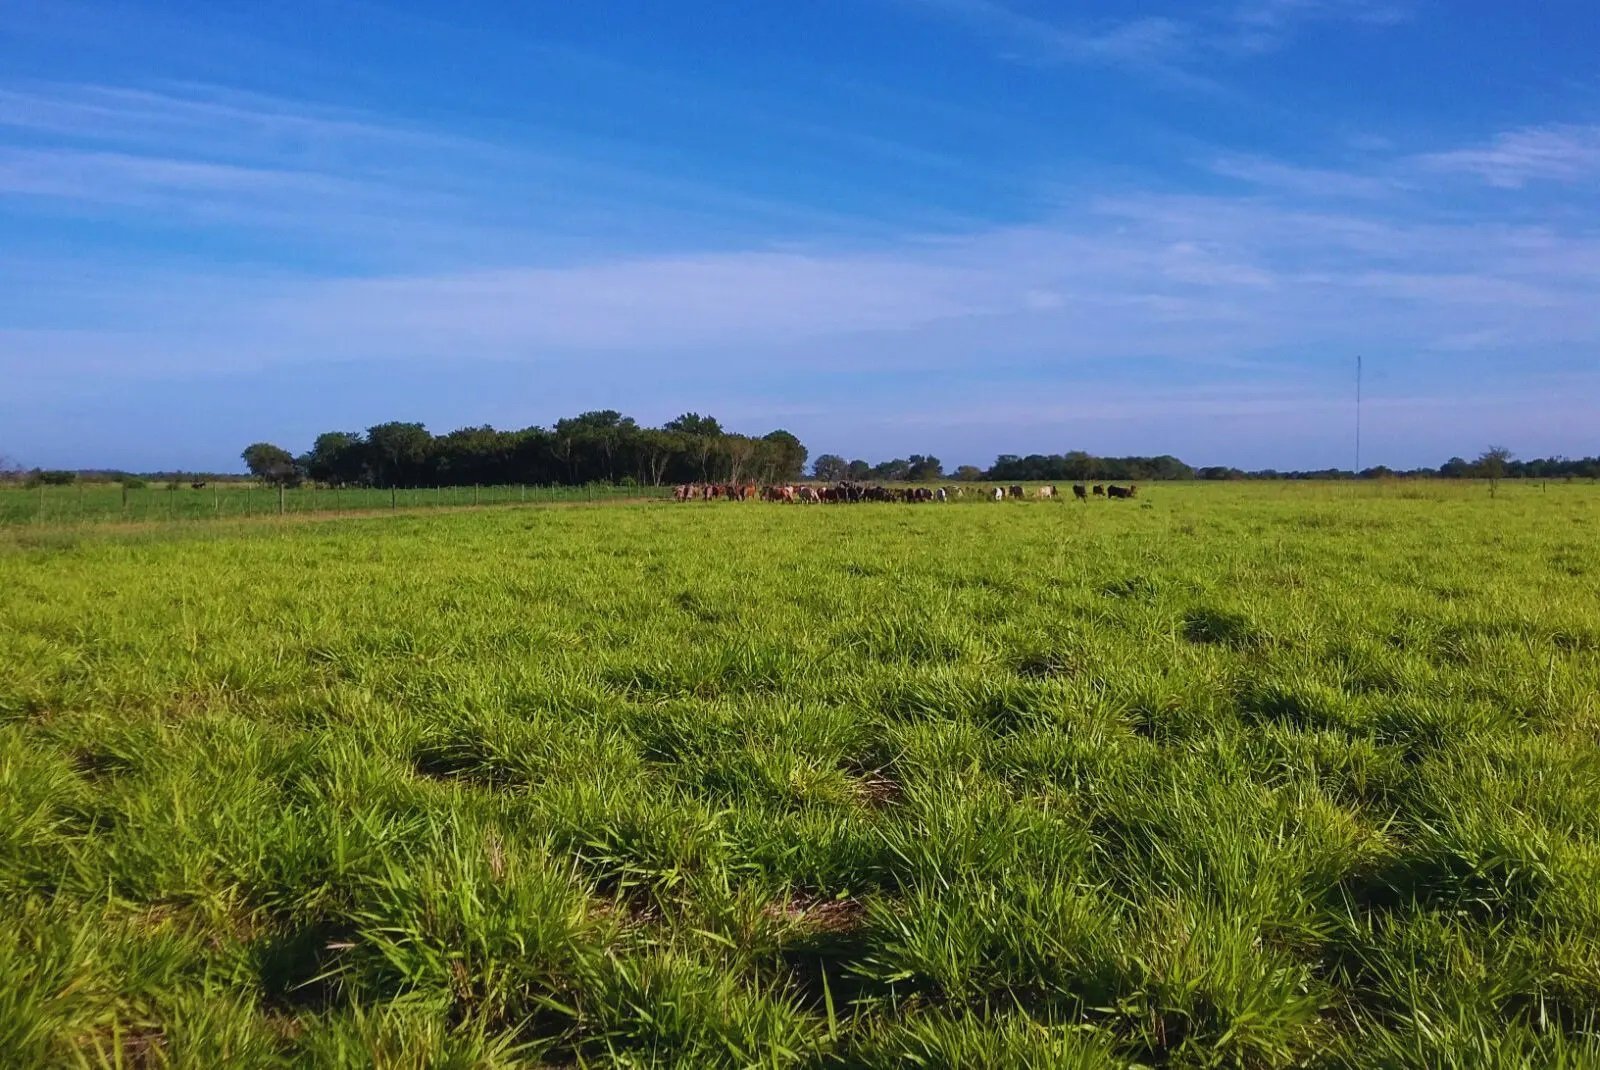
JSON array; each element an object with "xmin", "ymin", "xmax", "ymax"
[{"xmin": 3, "ymin": 0, "xmax": 1598, "ymax": 472}]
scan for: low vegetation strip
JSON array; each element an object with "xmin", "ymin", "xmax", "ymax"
[
  {"xmin": 0, "ymin": 481, "xmax": 670, "ymax": 527},
  {"xmin": 1, "ymin": 484, "xmax": 1598, "ymax": 1066}
]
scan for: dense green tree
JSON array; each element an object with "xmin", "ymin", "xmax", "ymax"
[
  {"xmin": 986, "ymin": 452, "xmax": 1193, "ymax": 482},
  {"xmin": 365, "ymin": 422, "xmax": 433, "ymax": 487},
  {"xmin": 1061, "ymin": 450, "xmax": 1096, "ymax": 479},
  {"xmin": 812, "ymin": 454, "xmax": 848, "ymax": 481},
  {"xmin": 302, "ymin": 431, "xmax": 367, "ymax": 486},
  {"xmin": 847, "ymin": 459, "xmax": 871, "ymax": 480},
  {"xmin": 240, "ymin": 443, "xmax": 299, "ymax": 486},
  {"xmin": 906, "ymin": 454, "xmax": 943, "ymax": 481},
  {"xmin": 664, "ymin": 412, "xmax": 723, "ymax": 437},
  {"xmin": 759, "ymin": 430, "xmax": 808, "ymax": 482},
  {"xmin": 636, "ymin": 429, "xmax": 688, "ymax": 486},
  {"xmin": 722, "ymin": 435, "xmax": 761, "ymax": 483}
]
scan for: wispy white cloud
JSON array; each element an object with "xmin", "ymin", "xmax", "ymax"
[
  {"xmin": 0, "ymin": 82, "xmax": 423, "ymax": 157},
  {"xmin": 1208, "ymin": 154, "xmax": 1401, "ymax": 199},
  {"xmin": 1418, "ymin": 123, "xmax": 1600, "ymax": 187},
  {"xmin": 9, "ymin": 180, "xmax": 1598, "ymax": 383},
  {"xmin": 893, "ymin": 0, "xmax": 1205, "ymax": 84},
  {"xmin": 0, "ymin": 79, "xmax": 978, "ymax": 257},
  {"xmin": 1227, "ymin": 0, "xmax": 1411, "ymax": 52},
  {"xmin": 0, "ymin": 146, "xmax": 377, "ymax": 203},
  {"xmin": 894, "ymin": 0, "xmax": 1411, "ymax": 80}
]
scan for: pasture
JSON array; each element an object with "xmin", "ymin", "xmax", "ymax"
[
  {"xmin": 2, "ymin": 482, "xmax": 1598, "ymax": 1067},
  {"xmin": 0, "ymin": 482, "xmax": 668, "ymax": 527}
]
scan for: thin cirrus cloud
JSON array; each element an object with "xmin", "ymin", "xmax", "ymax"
[
  {"xmin": 0, "ymin": 83, "xmax": 424, "ymax": 156},
  {"xmin": 894, "ymin": 0, "xmax": 1412, "ymax": 77},
  {"xmin": 0, "ymin": 147, "xmax": 374, "ymax": 205},
  {"xmin": 0, "ymin": 80, "xmax": 965, "ymax": 258},
  {"xmin": 1227, "ymin": 0, "xmax": 1411, "ymax": 51},
  {"xmin": 1206, "ymin": 154, "xmax": 1403, "ymax": 200},
  {"xmin": 9, "ymin": 182, "xmax": 1598, "ymax": 387},
  {"xmin": 1418, "ymin": 123, "xmax": 1600, "ymax": 188},
  {"xmin": 1210, "ymin": 130, "xmax": 1600, "ymax": 201}
]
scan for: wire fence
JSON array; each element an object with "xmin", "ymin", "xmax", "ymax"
[{"xmin": 0, "ymin": 482, "xmax": 674, "ymax": 528}]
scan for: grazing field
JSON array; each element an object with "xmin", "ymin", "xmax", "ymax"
[
  {"xmin": 3, "ymin": 483, "xmax": 1599, "ymax": 1067},
  {"xmin": 0, "ymin": 482, "xmax": 668, "ymax": 527}
]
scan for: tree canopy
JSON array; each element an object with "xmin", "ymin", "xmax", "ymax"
[
  {"xmin": 246, "ymin": 413, "xmax": 808, "ymax": 489},
  {"xmin": 240, "ymin": 443, "xmax": 300, "ymax": 486},
  {"xmin": 235, "ymin": 420, "xmax": 1600, "ymax": 489}
]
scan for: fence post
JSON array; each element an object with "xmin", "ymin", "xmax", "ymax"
[
  {"xmin": 520, "ymin": 484, "xmax": 525, "ymax": 503},
  {"xmin": 37, "ymin": 484, "xmax": 45, "ymax": 524},
  {"xmin": 278, "ymin": 484, "xmax": 285, "ymax": 515},
  {"xmin": 122, "ymin": 482, "xmax": 129, "ymax": 518},
  {"xmin": 474, "ymin": 484, "xmax": 480, "ymax": 506},
  {"xmin": 391, "ymin": 486, "xmax": 397, "ymax": 510},
  {"xmin": 214, "ymin": 486, "xmax": 221, "ymax": 516},
  {"xmin": 167, "ymin": 485, "xmax": 174, "ymax": 520}
]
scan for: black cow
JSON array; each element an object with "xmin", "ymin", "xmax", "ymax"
[
  {"xmin": 1092, "ymin": 484, "xmax": 1105, "ymax": 496},
  {"xmin": 1106, "ymin": 484, "xmax": 1138, "ymax": 499},
  {"xmin": 1072, "ymin": 484, "xmax": 1088, "ymax": 500}
]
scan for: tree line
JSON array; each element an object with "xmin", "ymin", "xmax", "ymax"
[
  {"xmin": 1191, "ymin": 447, "xmax": 1600, "ymax": 482},
  {"xmin": 9, "ymin": 440, "xmax": 1596, "ymax": 491},
  {"xmin": 240, "ymin": 412, "xmax": 808, "ymax": 488},
  {"xmin": 860, "ymin": 447, "xmax": 1598, "ymax": 484}
]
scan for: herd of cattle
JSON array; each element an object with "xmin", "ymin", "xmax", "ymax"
[{"xmin": 673, "ymin": 481, "xmax": 1139, "ymax": 503}]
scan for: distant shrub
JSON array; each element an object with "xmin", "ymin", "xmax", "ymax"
[
  {"xmin": 118, "ymin": 476, "xmax": 147, "ymax": 490},
  {"xmin": 24, "ymin": 469, "xmax": 76, "ymax": 487}
]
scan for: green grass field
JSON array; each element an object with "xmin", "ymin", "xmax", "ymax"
[
  {"xmin": 2, "ymin": 483, "xmax": 1598, "ymax": 1067},
  {"xmin": 0, "ymin": 482, "xmax": 669, "ymax": 527}
]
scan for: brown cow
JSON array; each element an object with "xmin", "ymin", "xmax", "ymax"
[{"xmin": 1008, "ymin": 485, "xmax": 1024, "ymax": 498}]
